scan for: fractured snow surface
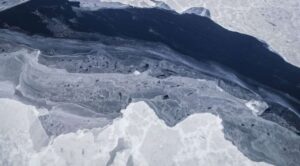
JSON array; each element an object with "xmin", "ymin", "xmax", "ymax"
[
  {"xmin": 70, "ymin": 0, "xmax": 300, "ymax": 67},
  {"xmin": 0, "ymin": 98, "xmax": 270, "ymax": 166}
]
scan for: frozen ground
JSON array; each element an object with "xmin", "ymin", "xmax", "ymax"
[
  {"xmin": 69, "ymin": 0, "xmax": 300, "ymax": 67},
  {"xmin": 0, "ymin": 99, "xmax": 271, "ymax": 166}
]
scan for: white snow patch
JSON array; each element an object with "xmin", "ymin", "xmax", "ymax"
[
  {"xmin": 133, "ymin": 70, "xmax": 141, "ymax": 75},
  {"xmin": 0, "ymin": 98, "xmax": 49, "ymax": 166},
  {"xmin": 26, "ymin": 101, "xmax": 271, "ymax": 166},
  {"xmin": 0, "ymin": 95, "xmax": 271, "ymax": 166},
  {"xmin": 246, "ymin": 100, "xmax": 269, "ymax": 116},
  {"xmin": 0, "ymin": 81, "xmax": 15, "ymax": 97}
]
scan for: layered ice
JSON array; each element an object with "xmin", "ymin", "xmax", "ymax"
[
  {"xmin": 0, "ymin": 1, "xmax": 300, "ymax": 165},
  {"xmin": 0, "ymin": 29, "xmax": 299, "ymax": 165}
]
